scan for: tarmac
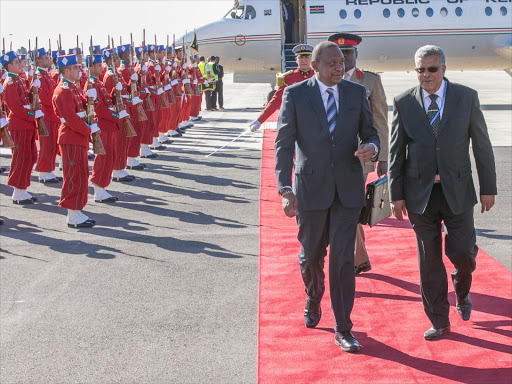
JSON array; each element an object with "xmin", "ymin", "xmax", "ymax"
[{"xmin": 0, "ymin": 70, "xmax": 510, "ymax": 383}]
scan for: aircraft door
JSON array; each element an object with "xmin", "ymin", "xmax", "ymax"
[{"xmin": 297, "ymin": 0, "xmax": 307, "ymax": 43}]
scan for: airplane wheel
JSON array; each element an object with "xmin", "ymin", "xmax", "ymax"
[{"xmin": 267, "ymin": 90, "xmax": 276, "ymax": 102}]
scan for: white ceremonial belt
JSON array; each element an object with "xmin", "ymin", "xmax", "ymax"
[
  {"xmin": 108, "ymin": 107, "xmax": 115, "ymax": 111},
  {"xmin": 121, "ymin": 95, "xmax": 129, "ymax": 99},
  {"xmin": 23, "ymin": 105, "xmax": 31, "ymax": 109},
  {"xmin": 76, "ymin": 111, "xmax": 86, "ymax": 118}
]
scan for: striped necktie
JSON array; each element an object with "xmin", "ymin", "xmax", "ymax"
[
  {"xmin": 427, "ymin": 94, "xmax": 441, "ymax": 138},
  {"xmin": 326, "ymin": 88, "xmax": 337, "ymax": 139}
]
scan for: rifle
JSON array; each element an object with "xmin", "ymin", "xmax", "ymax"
[
  {"xmin": 172, "ymin": 34, "xmax": 182, "ymax": 98},
  {"xmin": 110, "ymin": 37, "xmax": 137, "ymax": 137},
  {"xmin": 129, "ymin": 33, "xmax": 148, "ymax": 121},
  {"xmin": 182, "ymin": 35, "xmax": 193, "ymax": 96},
  {"xmin": 140, "ymin": 29, "xmax": 155, "ymax": 112},
  {"xmin": 153, "ymin": 35, "xmax": 169, "ymax": 108},
  {"xmin": 85, "ymin": 36, "xmax": 106, "ymax": 155},
  {"xmin": 31, "ymin": 37, "xmax": 49, "ymax": 137},
  {"xmin": 164, "ymin": 35, "xmax": 176, "ymax": 105}
]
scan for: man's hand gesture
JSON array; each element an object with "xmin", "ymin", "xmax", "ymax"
[{"xmin": 282, "ymin": 191, "xmax": 299, "ymax": 217}]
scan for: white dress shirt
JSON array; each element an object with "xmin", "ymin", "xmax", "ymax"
[
  {"xmin": 316, "ymin": 75, "xmax": 339, "ymax": 112},
  {"xmin": 344, "ymin": 67, "xmax": 356, "ymax": 81},
  {"xmin": 422, "ymin": 79, "xmax": 446, "ymax": 118}
]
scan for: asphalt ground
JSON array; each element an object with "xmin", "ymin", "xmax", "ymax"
[{"xmin": 0, "ymin": 71, "xmax": 510, "ymax": 383}]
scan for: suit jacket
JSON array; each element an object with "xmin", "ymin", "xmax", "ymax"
[
  {"xmin": 348, "ymin": 68, "xmax": 389, "ymax": 173},
  {"xmin": 389, "ymin": 79, "xmax": 497, "ymax": 216},
  {"xmin": 275, "ymin": 76, "xmax": 380, "ymax": 211}
]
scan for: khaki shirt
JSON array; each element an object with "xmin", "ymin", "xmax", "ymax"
[{"xmin": 348, "ymin": 68, "xmax": 389, "ymax": 174}]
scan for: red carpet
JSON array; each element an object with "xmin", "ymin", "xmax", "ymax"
[{"xmin": 258, "ymin": 130, "xmax": 512, "ymax": 384}]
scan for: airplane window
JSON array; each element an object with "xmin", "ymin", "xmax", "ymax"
[
  {"xmin": 455, "ymin": 7, "xmax": 463, "ymax": 17},
  {"xmin": 339, "ymin": 9, "xmax": 347, "ymax": 19},
  {"xmin": 500, "ymin": 6, "xmax": 507, "ymax": 16},
  {"xmin": 383, "ymin": 8, "xmax": 390, "ymax": 18},
  {"xmin": 226, "ymin": 6, "xmax": 245, "ymax": 19},
  {"xmin": 426, "ymin": 8, "xmax": 433, "ymax": 17},
  {"xmin": 245, "ymin": 5, "xmax": 256, "ymax": 20},
  {"xmin": 485, "ymin": 7, "xmax": 492, "ymax": 16},
  {"xmin": 397, "ymin": 8, "xmax": 404, "ymax": 18},
  {"xmin": 412, "ymin": 8, "xmax": 419, "ymax": 17},
  {"xmin": 440, "ymin": 7, "xmax": 448, "ymax": 17},
  {"xmin": 354, "ymin": 9, "xmax": 361, "ymax": 19}
]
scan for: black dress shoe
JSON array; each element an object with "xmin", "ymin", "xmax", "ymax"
[
  {"xmin": 304, "ymin": 298, "xmax": 321, "ymax": 328},
  {"xmin": 0, "ymin": 167, "xmax": 7, "ymax": 173},
  {"xmin": 149, "ymin": 145, "xmax": 167, "ymax": 150},
  {"xmin": 68, "ymin": 219, "xmax": 96, "ymax": 228},
  {"xmin": 140, "ymin": 153, "xmax": 158, "ymax": 159},
  {"xmin": 355, "ymin": 261, "xmax": 372, "ymax": 275},
  {"xmin": 13, "ymin": 196, "xmax": 37, "ymax": 205},
  {"xmin": 335, "ymin": 331, "xmax": 360, "ymax": 352},
  {"xmin": 456, "ymin": 294, "xmax": 472, "ymax": 321},
  {"xmin": 170, "ymin": 132, "xmax": 183, "ymax": 137},
  {"xmin": 126, "ymin": 164, "xmax": 146, "ymax": 170},
  {"xmin": 112, "ymin": 175, "xmax": 135, "ymax": 182},
  {"xmin": 159, "ymin": 139, "xmax": 174, "ymax": 144},
  {"xmin": 39, "ymin": 177, "xmax": 61, "ymax": 184},
  {"xmin": 424, "ymin": 324, "xmax": 450, "ymax": 340},
  {"xmin": 95, "ymin": 196, "xmax": 119, "ymax": 203}
]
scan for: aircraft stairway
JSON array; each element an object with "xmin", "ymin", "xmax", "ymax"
[{"xmin": 283, "ymin": 43, "xmax": 298, "ymax": 71}]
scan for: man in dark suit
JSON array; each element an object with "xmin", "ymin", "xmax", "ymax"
[
  {"xmin": 275, "ymin": 41, "xmax": 380, "ymax": 352},
  {"xmin": 214, "ymin": 57, "xmax": 224, "ymax": 110},
  {"xmin": 389, "ymin": 45, "xmax": 497, "ymax": 340},
  {"xmin": 282, "ymin": 0, "xmax": 295, "ymax": 44}
]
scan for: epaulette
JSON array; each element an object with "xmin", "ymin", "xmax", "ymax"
[
  {"xmin": 361, "ymin": 69, "xmax": 380, "ymax": 76},
  {"xmin": 276, "ymin": 70, "xmax": 294, "ymax": 87}
]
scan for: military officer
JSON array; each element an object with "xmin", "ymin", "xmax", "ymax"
[
  {"xmin": 249, "ymin": 44, "xmax": 314, "ymax": 131},
  {"xmin": 1, "ymin": 50, "xmax": 41, "ymax": 204},
  {"xmin": 52, "ymin": 54, "xmax": 99, "ymax": 227},
  {"xmin": 33, "ymin": 47, "xmax": 61, "ymax": 183},
  {"xmin": 328, "ymin": 32, "xmax": 389, "ymax": 275}
]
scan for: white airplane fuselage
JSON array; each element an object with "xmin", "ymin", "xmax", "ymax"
[{"xmin": 183, "ymin": 0, "xmax": 512, "ymax": 83}]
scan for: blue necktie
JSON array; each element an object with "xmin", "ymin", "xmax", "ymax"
[{"xmin": 326, "ymin": 88, "xmax": 337, "ymax": 139}]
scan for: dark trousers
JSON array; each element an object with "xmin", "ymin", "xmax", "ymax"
[
  {"xmin": 285, "ymin": 21, "xmax": 294, "ymax": 43},
  {"xmin": 204, "ymin": 90, "xmax": 212, "ymax": 110},
  {"xmin": 211, "ymin": 88, "xmax": 218, "ymax": 109},
  {"xmin": 297, "ymin": 192, "xmax": 360, "ymax": 332},
  {"xmin": 408, "ymin": 184, "xmax": 478, "ymax": 329},
  {"xmin": 216, "ymin": 80, "xmax": 223, "ymax": 108}
]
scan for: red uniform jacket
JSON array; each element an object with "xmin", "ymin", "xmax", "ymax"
[
  {"xmin": 86, "ymin": 75, "xmax": 119, "ymax": 133},
  {"xmin": 103, "ymin": 66, "xmax": 132, "ymax": 115},
  {"xmin": 52, "ymin": 78, "xmax": 90, "ymax": 148},
  {"xmin": 257, "ymin": 68, "xmax": 314, "ymax": 123},
  {"xmin": 2, "ymin": 73, "xmax": 37, "ymax": 131},
  {"xmin": 37, "ymin": 67, "xmax": 60, "ymax": 123}
]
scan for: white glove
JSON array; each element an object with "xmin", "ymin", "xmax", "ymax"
[
  {"xmin": 250, "ymin": 120, "xmax": 262, "ymax": 132},
  {"xmin": 115, "ymin": 82, "xmax": 123, "ymax": 91},
  {"xmin": 132, "ymin": 96, "xmax": 142, "ymax": 105},
  {"xmin": 173, "ymin": 62, "xmax": 177, "ymax": 68},
  {"xmin": 165, "ymin": 65, "xmax": 171, "ymax": 72},
  {"xmin": 0, "ymin": 117, "xmax": 8, "ymax": 129},
  {"xmin": 203, "ymin": 80, "xmax": 208, "ymax": 85},
  {"xmin": 130, "ymin": 73, "xmax": 138, "ymax": 81},
  {"xmin": 78, "ymin": 71, "xmax": 83, "ymax": 79},
  {"xmin": 164, "ymin": 84, "xmax": 171, "ymax": 91},
  {"xmin": 34, "ymin": 110, "xmax": 44, "ymax": 119},
  {"xmin": 145, "ymin": 87, "xmax": 149, "ymax": 94},
  {"xmin": 86, "ymin": 88, "xmax": 97, "ymax": 100},
  {"xmin": 192, "ymin": 63, "xmax": 197, "ymax": 68},
  {"xmin": 156, "ymin": 87, "xmax": 164, "ymax": 95},
  {"xmin": 183, "ymin": 62, "xmax": 189, "ymax": 70},
  {"xmin": 171, "ymin": 79, "xmax": 179, "ymax": 86},
  {"xmin": 155, "ymin": 65, "xmax": 161, "ymax": 72},
  {"xmin": 0, "ymin": 83, "xmax": 3, "ymax": 94},
  {"xmin": 28, "ymin": 69, "xmax": 34, "ymax": 77},
  {"xmin": 142, "ymin": 64, "xmax": 148, "ymax": 71},
  {"xmin": 32, "ymin": 78, "xmax": 41, "ymax": 88},
  {"xmin": 193, "ymin": 79, "xmax": 198, "ymax": 84},
  {"xmin": 119, "ymin": 110, "xmax": 130, "ymax": 119},
  {"xmin": 89, "ymin": 123, "xmax": 100, "ymax": 133},
  {"xmin": 1, "ymin": 72, "xmax": 7, "ymax": 80}
]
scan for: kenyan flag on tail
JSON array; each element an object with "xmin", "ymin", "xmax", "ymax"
[{"xmin": 310, "ymin": 5, "xmax": 324, "ymax": 14}]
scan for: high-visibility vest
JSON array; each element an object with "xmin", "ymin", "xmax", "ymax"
[
  {"xmin": 198, "ymin": 61, "xmax": 206, "ymax": 76},
  {"xmin": 208, "ymin": 62, "xmax": 218, "ymax": 81}
]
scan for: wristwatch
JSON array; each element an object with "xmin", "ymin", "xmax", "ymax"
[{"xmin": 279, "ymin": 187, "xmax": 292, "ymax": 196}]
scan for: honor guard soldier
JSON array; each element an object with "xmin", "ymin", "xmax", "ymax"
[
  {"xmin": 69, "ymin": 48, "xmax": 87, "ymax": 90},
  {"xmin": 1, "ymin": 50, "xmax": 41, "ymax": 204},
  {"xmin": 249, "ymin": 43, "xmax": 314, "ymax": 131},
  {"xmin": 155, "ymin": 44, "xmax": 173, "ymax": 145},
  {"xmin": 17, "ymin": 54, "xmax": 29, "ymax": 85},
  {"xmin": 145, "ymin": 44, "xmax": 166, "ymax": 150},
  {"xmin": 33, "ymin": 47, "xmax": 61, "ymax": 183},
  {"xmin": 86, "ymin": 53, "xmax": 121, "ymax": 202},
  {"xmin": 52, "ymin": 54, "xmax": 99, "ymax": 227},
  {"xmin": 100, "ymin": 48, "xmax": 112, "ymax": 82},
  {"xmin": 328, "ymin": 32, "xmax": 389, "ymax": 275}
]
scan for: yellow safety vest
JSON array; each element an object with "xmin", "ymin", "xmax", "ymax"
[{"xmin": 198, "ymin": 61, "xmax": 206, "ymax": 77}]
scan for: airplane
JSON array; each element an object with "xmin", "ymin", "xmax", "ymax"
[{"xmin": 183, "ymin": 0, "xmax": 512, "ymax": 91}]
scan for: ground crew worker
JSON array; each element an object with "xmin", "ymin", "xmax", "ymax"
[
  {"xmin": 1, "ymin": 50, "xmax": 41, "ymax": 204},
  {"xmin": 328, "ymin": 32, "xmax": 389, "ymax": 275},
  {"xmin": 249, "ymin": 43, "xmax": 314, "ymax": 131},
  {"xmin": 52, "ymin": 53, "xmax": 99, "ymax": 227}
]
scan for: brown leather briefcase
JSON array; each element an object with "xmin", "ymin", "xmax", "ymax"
[{"xmin": 358, "ymin": 176, "xmax": 391, "ymax": 227}]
